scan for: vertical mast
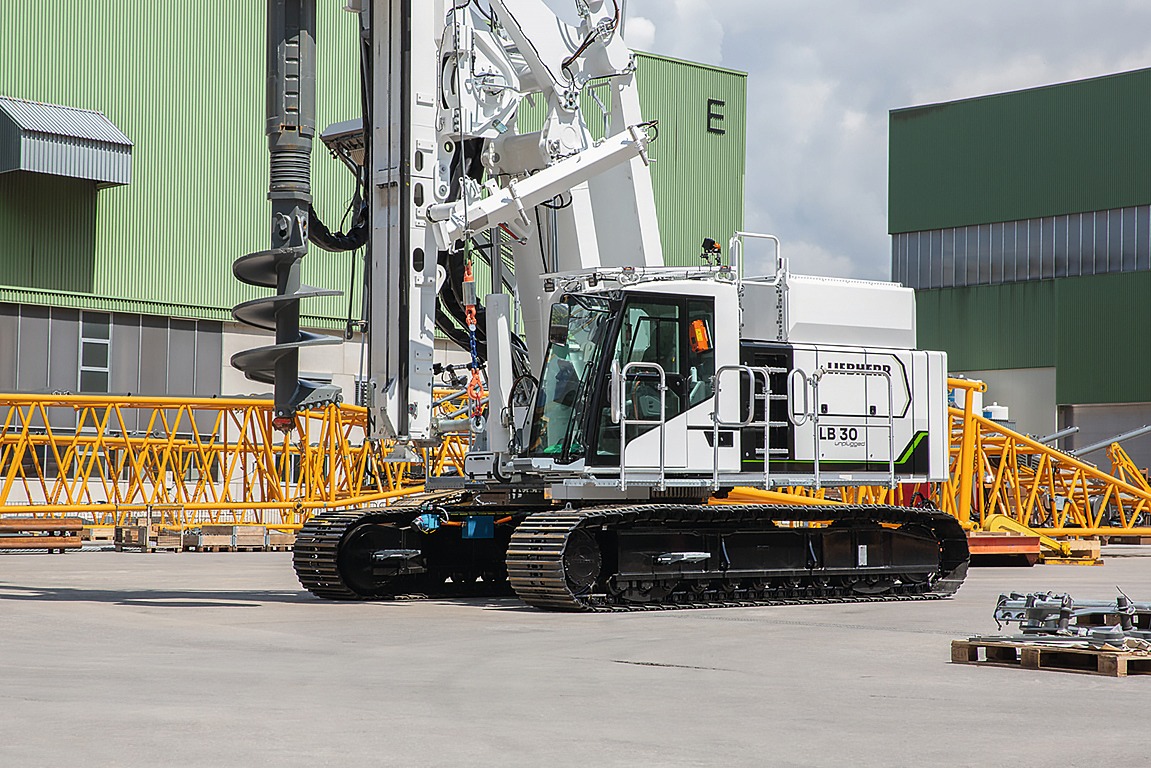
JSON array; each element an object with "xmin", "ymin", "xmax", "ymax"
[{"xmin": 366, "ymin": 0, "xmax": 441, "ymax": 451}]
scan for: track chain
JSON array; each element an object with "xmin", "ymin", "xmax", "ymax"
[
  {"xmin": 293, "ymin": 492, "xmax": 466, "ymax": 600},
  {"xmin": 506, "ymin": 504, "xmax": 969, "ymax": 612}
]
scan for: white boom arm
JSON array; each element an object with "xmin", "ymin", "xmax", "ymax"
[
  {"xmin": 426, "ymin": 124, "xmax": 655, "ymax": 250},
  {"xmin": 357, "ymin": 0, "xmax": 664, "ymax": 453}
]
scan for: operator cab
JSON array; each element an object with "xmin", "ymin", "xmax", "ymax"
[{"xmin": 529, "ymin": 287, "xmax": 718, "ymax": 467}]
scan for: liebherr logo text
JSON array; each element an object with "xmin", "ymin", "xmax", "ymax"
[{"xmin": 826, "ymin": 362, "xmax": 891, "ymax": 372}]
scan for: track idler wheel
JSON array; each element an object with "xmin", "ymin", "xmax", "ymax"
[
  {"xmin": 338, "ymin": 521, "xmax": 423, "ymax": 598},
  {"xmin": 561, "ymin": 529, "xmax": 601, "ymax": 593}
]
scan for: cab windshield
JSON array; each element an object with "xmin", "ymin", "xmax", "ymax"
[{"xmin": 529, "ymin": 295, "xmax": 613, "ymax": 458}]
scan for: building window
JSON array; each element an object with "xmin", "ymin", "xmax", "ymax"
[
  {"xmin": 79, "ymin": 312, "xmax": 110, "ymax": 393},
  {"xmin": 893, "ymin": 204, "xmax": 1151, "ymax": 289}
]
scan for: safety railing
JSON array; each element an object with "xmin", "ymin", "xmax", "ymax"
[
  {"xmin": 710, "ymin": 365, "xmax": 786, "ymax": 490},
  {"xmin": 727, "ymin": 231, "xmax": 783, "ymax": 286},
  {"xmin": 616, "ymin": 361, "xmax": 668, "ymax": 491}
]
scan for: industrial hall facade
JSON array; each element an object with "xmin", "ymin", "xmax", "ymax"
[
  {"xmin": 0, "ymin": 4, "xmax": 746, "ymax": 406},
  {"xmin": 890, "ymin": 67, "xmax": 1151, "ymax": 466}
]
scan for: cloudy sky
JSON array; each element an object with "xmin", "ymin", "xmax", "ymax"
[{"xmin": 621, "ymin": 1, "xmax": 1151, "ymax": 280}]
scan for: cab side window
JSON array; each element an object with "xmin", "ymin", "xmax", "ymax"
[
  {"xmin": 615, "ymin": 301, "xmax": 683, "ymax": 421},
  {"xmin": 617, "ymin": 302, "xmax": 681, "ymax": 375},
  {"xmin": 685, "ymin": 299, "xmax": 716, "ymax": 407}
]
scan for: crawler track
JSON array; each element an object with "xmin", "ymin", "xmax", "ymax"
[
  {"xmin": 295, "ymin": 501, "xmax": 969, "ymax": 610},
  {"xmin": 294, "ymin": 507, "xmax": 425, "ymax": 600},
  {"xmin": 293, "ymin": 492, "xmax": 487, "ymax": 600},
  {"xmin": 506, "ymin": 504, "xmax": 969, "ymax": 612}
]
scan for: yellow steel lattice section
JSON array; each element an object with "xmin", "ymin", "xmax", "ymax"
[
  {"xmin": 7, "ymin": 383, "xmax": 1150, "ymax": 538},
  {"xmin": 0, "ymin": 394, "xmax": 466, "ymax": 528},
  {"xmin": 724, "ymin": 378, "xmax": 1151, "ymax": 537},
  {"xmin": 933, "ymin": 404, "xmax": 1151, "ymax": 536}
]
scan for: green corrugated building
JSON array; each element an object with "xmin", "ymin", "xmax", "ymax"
[
  {"xmin": 890, "ymin": 67, "xmax": 1151, "ymax": 462},
  {"xmin": 0, "ymin": 5, "xmax": 745, "ymax": 401}
]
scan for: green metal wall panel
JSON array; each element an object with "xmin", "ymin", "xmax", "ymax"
[
  {"xmin": 890, "ymin": 68, "xmax": 1151, "ymax": 234},
  {"xmin": 0, "ymin": 171, "xmax": 96, "ymax": 293},
  {"xmin": 916, "ymin": 281, "xmax": 1057, "ymax": 372},
  {"xmin": 0, "ymin": 13, "xmax": 743, "ymax": 324},
  {"xmin": 1053, "ymin": 271, "xmax": 1151, "ymax": 405},
  {"xmin": 918, "ymin": 271, "xmax": 1151, "ymax": 406},
  {"xmin": 0, "ymin": 4, "xmax": 361, "ymax": 323},
  {"xmin": 632, "ymin": 53, "xmax": 746, "ymax": 266}
]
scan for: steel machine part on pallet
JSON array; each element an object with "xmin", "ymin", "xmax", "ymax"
[{"xmin": 992, "ymin": 591, "xmax": 1151, "ymax": 643}]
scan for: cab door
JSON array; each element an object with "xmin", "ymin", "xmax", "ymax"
[{"xmin": 596, "ymin": 296, "xmax": 689, "ymax": 470}]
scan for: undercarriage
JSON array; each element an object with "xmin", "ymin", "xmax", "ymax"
[{"xmin": 293, "ymin": 500, "xmax": 970, "ymax": 611}]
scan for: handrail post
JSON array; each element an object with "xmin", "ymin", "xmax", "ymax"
[
  {"xmin": 711, "ymin": 370, "xmax": 723, "ymax": 492},
  {"xmin": 760, "ymin": 368, "xmax": 772, "ymax": 490},
  {"xmin": 885, "ymin": 371, "xmax": 895, "ymax": 489},
  {"xmin": 812, "ymin": 371, "xmax": 823, "ymax": 489},
  {"xmin": 619, "ymin": 362, "xmax": 668, "ymax": 492}
]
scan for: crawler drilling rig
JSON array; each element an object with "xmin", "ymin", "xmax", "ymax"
[{"xmin": 233, "ymin": 0, "xmax": 969, "ymax": 610}]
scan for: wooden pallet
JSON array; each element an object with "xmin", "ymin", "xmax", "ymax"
[
  {"xmin": 113, "ymin": 526, "xmax": 185, "ymax": 553},
  {"xmin": 267, "ymin": 530, "xmax": 296, "ymax": 550},
  {"xmin": 114, "ymin": 525, "xmax": 153, "ymax": 552},
  {"xmin": 192, "ymin": 545, "xmax": 266, "ymax": 553},
  {"xmin": 184, "ymin": 525, "xmax": 268, "ymax": 550},
  {"xmin": 1108, "ymin": 535, "xmax": 1151, "ymax": 545},
  {"xmin": 0, "ymin": 518, "xmax": 84, "ymax": 553},
  {"xmin": 952, "ymin": 639, "xmax": 1151, "ymax": 677}
]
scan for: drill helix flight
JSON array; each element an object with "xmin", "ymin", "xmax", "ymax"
[{"xmin": 232, "ymin": 0, "xmax": 969, "ymax": 610}]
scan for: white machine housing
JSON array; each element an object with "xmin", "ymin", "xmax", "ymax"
[
  {"xmin": 350, "ymin": 2, "xmax": 952, "ymax": 498},
  {"xmin": 514, "ymin": 256, "xmax": 949, "ymax": 500}
]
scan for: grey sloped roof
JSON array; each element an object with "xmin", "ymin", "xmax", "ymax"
[{"xmin": 0, "ymin": 96, "xmax": 132, "ymax": 186}]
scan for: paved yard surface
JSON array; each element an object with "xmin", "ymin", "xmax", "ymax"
[{"xmin": 1, "ymin": 549, "xmax": 1148, "ymax": 767}]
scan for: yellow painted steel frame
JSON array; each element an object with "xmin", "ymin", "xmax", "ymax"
[
  {"xmin": 0, "ymin": 394, "xmax": 468, "ymax": 530},
  {"xmin": 721, "ymin": 378, "xmax": 1151, "ymax": 540},
  {"xmin": 931, "ymin": 404, "xmax": 1151, "ymax": 536},
  {"xmin": 7, "ymin": 379, "xmax": 1151, "ymax": 540}
]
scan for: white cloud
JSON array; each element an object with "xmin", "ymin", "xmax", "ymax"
[
  {"xmin": 625, "ymin": 0, "xmax": 1151, "ymax": 280},
  {"xmin": 739, "ymin": 236, "xmax": 858, "ymax": 280},
  {"xmin": 628, "ymin": 0, "xmax": 725, "ymax": 64},
  {"xmin": 623, "ymin": 15, "xmax": 655, "ymax": 52}
]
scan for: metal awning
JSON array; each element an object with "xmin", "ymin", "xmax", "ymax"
[{"xmin": 0, "ymin": 96, "xmax": 132, "ymax": 187}]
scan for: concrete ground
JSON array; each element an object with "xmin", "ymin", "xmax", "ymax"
[{"xmin": 1, "ymin": 549, "xmax": 1148, "ymax": 768}]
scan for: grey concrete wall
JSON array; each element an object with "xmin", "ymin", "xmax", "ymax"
[
  {"xmin": 1061, "ymin": 402, "xmax": 1151, "ymax": 471},
  {"xmin": 955, "ymin": 367, "xmax": 1058, "ymax": 438},
  {"xmin": 0, "ymin": 302, "xmax": 222, "ymax": 400}
]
